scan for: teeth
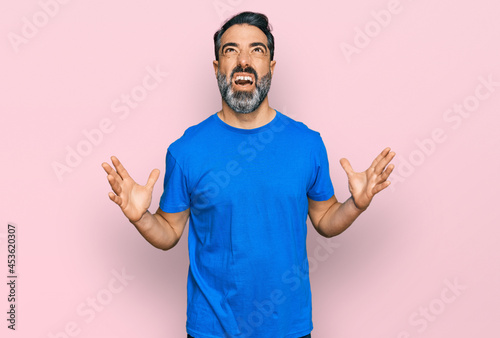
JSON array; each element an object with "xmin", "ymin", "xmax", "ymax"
[{"xmin": 235, "ymin": 75, "xmax": 253, "ymax": 82}]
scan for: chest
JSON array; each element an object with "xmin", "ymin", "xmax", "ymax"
[{"xmin": 186, "ymin": 137, "xmax": 314, "ymax": 213}]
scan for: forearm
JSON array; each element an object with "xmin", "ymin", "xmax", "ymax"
[
  {"xmin": 317, "ymin": 196, "xmax": 365, "ymax": 238},
  {"xmin": 131, "ymin": 210, "xmax": 179, "ymax": 250}
]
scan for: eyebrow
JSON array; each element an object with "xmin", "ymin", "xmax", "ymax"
[
  {"xmin": 250, "ymin": 42, "xmax": 268, "ymax": 52},
  {"xmin": 221, "ymin": 42, "xmax": 268, "ymax": 52},
  {"xmin": 221, "ymin": 42, "xmax": 239, "ymax": 51}
]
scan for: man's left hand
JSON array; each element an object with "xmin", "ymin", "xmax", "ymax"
[{"xmin": 339, "ymin": 147, "xmax": 396, "ymax": 211}]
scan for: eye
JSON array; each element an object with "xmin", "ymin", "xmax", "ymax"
[
  {"xmin": 224, "ymin": 47, "xmax": 237, "ymax": 54},
  {"xmin": 253, "ymin": 47, "xmax": 264, "ymax": 53}
]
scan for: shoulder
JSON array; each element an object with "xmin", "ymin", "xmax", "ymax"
[
  {"xmin": 167, "ymin": 113, "xmax": 217, "ymax": 155},
  {"xmin": 277, "ymin": 111, "xmax": 324, "ymax": 145}
]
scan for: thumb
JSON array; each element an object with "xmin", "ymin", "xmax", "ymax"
[
  {"xmin": 339, "ymin": 158, "xmax": 353, "ymax": 175},
  {"xmin": 146, "ymin": 169, "xmax": 160, "ymax": 189}
]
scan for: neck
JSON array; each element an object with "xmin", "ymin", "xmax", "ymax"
[{"xmin": 218, "ymin": 97, "xmax": 276, "ymax": 129}]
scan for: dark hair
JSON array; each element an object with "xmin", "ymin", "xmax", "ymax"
[{"xmin": 213, "ymin": 11, "xmax": 275, "ymax": 61}]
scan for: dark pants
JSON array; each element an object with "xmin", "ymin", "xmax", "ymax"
[{"xmin": 187, "ymin": 334, "xmax": 311, "ymax": 338}]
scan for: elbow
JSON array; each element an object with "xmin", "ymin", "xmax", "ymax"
[
  {"xmin": 316, "ymin": 222, "xmax": 345, "ymax": 238},
  {"xmin": 152, "ymin": 238, "xmax": 178, "ymax": 251},
  {"xmin": 324, "ymin": 229, "xmax": 345, "ymax": 238},
  {"xmin": 318, "ymin": 229, "xmax": 339, "ymax": 238},
  {"xmin": 157, "ymin": 241, "xmax": 177, "ymax": 251}
]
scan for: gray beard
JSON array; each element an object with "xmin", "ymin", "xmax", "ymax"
[{"xmin": 217, "ymin": 69, "xmax": 272, "ymax": 114}]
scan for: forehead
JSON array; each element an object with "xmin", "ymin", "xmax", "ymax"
[{"xmin": 220, "ymin": 24, "xmax": 268, "ymax": 46}]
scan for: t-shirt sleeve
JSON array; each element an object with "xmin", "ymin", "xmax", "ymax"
[
  {"xmin": 307, "ymin": 134, "xmax": 335, "ymax": 201},
  {"xmin": 159, "ymin": 150, "xmax": 190, "ymax": 213}
]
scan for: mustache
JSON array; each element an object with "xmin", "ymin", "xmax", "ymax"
[{"xmin": 230, "ymin": 65, "xmax": 258, "ymax": 81}]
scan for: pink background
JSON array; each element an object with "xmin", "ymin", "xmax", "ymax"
[{"xmin": 1, "ymin": 0, "xmax": 499, "ymax": 337}]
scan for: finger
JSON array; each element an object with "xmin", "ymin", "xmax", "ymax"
[
  {"xmin": 107, "ymin": 174, "xmax": 122, "ymax": 196},
  {"xmin": 102, "ymin": 162, "xmax": 113, "ymax": 174},
  {"xmin": 146, "ymin": 169, "xmax": 160, "ymax": 190},
  {"xmin": 108, "ymin": 192, "xmax": 122, "ymax": 206},
  {"xmin": 370, "ymin": 147, "xmax": 391, "ymax": 169},
  {"xmin": 372, "ymin": 180, "xmax": 391, "ymax": 195},
  {"xmin": 339, "ymin": 158, "xmax": 354, "ymax": 175},
  {"xmin": 378, "ymin": 164, "xmax": 395, "ymax": 182},
  {"xmin": 374, "ymin": 151, "xmax": 396, "ymax": 174},
  {"xmin": 111, "ymin": 156, "xmax": 131, "ymax": 180},
  {"xmin": 102, "ymin": 162, "xmax": 123, "ymax": 184}
]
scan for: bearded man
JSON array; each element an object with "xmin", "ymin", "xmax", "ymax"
[{"xmin": 102, "ymin": 11, "xmax": 395, "ymax": 338}]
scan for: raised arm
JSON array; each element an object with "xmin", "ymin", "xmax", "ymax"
[
  {"xmin": 308, "ymin": 147, "xmax": 395, "ymax": 237},
  {"xmin": 102, "ymin": 156, "xmax": 190, "ymax": 250}
]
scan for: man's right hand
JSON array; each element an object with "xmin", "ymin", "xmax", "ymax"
[{"xmin": 102, "ymin": 156, "xmax": 160, "ymax": 223}]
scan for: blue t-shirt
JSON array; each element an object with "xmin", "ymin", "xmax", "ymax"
[{"xmin": 159, "ymin": 110, "xmax": 334, "ymax": 338}]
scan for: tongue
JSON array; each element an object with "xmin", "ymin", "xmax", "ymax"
[{"xmin": 236, "ymin": 80, "xmax": 251, "ymax": 85}]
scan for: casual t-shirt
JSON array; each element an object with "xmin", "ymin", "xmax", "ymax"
[{"xmin": 159, "ymin": 109, "xmax": 334, "ymax": 338}]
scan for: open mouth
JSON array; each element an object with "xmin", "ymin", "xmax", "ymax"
[{"xmin": 233, "ymin": 73, "xmax": 255, "ymax": 87}]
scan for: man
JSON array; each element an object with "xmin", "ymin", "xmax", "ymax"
[{"xmin": 102, "ymin": 11, "xmax": 395, "ymax": 338}]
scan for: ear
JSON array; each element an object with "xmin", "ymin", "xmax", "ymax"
[
  {"xmin": 213, "ymin": 60, "xmax": 219, "ymax": 76},
  {"xmin": 270, "ymin": 60, "xmax": 276, "ymax": 76}
]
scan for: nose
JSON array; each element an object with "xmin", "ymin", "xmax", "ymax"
[{"xmin": 237, "ymin": 49, "xmax": 250, "ymax": 68}]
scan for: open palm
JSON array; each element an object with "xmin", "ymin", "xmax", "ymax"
[
  {"xmin": 340, "ymin": 147, "xmax": 395, "ymax": 210},
  {"xmin": 102, "ymin": 156, "xmax": 160, "ymax": 222}
]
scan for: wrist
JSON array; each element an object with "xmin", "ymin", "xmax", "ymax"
[
  {"xmin": 350, "ymin": 196, "xmax": 368, "ymax": 212},
  {"xmin": 130, "ymin": 210, "xmax": 150, "ymax": 226}
]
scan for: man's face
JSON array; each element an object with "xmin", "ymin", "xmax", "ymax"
[{"xmin": 213, "ymin": 24, "xmax": 276, "ymax": 114}]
